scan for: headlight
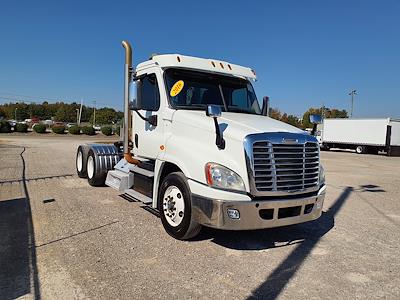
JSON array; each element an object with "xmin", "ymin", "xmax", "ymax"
[
  {"xmin": 205, "ymin": 163, "xmax": 245, "ymax": 192},
  {"xmin": 319, "ymin": 165, "xmax": 325, "ymax": 186}
]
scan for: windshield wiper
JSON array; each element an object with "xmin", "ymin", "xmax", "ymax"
[
  {"xmin": 227, "ymin": 107, "xmax": 255, "ymax": 114},
  {"xmin": 173, "ymin": 104, "xmax": 206, "ymax": 110}
]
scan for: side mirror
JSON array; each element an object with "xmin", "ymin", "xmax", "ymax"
[
  {"xmin": 262, "ymin": 96, "xmax": 270, "ymax": 116},
  {"xmin": 206, "ymin": 105, "xmax": 222, "ymax": 118},
  {"xmin": 129, "ymin": 80, "xmax": 142, "ymax": 110},
  {"xmin": 309, "ymin": 114, "xmax": 322, "ymax": 124}
]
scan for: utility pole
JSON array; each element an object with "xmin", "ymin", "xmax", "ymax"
[
  {"xmin": 348, "ymin": 90, "xmax": 357, "ymax": 118},
  {"xmin": 93, "ymin": 100, "xmax": 96, "ymax": 125},
  {"xmin": 76, "ymin": 109, "xmax": 80, "ymax": 125},
  {"xmin": 15, "ymin": 108, "xmax": 18, "ymax": 121},
  {"xmin": 79, "ymin": 99, "xmax": 83, "ymax": 125}
]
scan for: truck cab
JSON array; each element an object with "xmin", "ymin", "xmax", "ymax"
[{"xmin": 76, "ymin": 41, "xmax": 326, "ymax": 240}]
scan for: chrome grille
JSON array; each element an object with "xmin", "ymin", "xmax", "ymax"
[{"xmin": 252, "ymin": 141, "xmax": 319, "ymax": 193}]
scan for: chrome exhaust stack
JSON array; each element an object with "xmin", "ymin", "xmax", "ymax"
[
  {"xmin": 122, "ymin": 40, "xmax": 132, "ymax": 158},
  {"xmin": 121, "ymin": 41, "xmax": 139, "ymax": 165}
]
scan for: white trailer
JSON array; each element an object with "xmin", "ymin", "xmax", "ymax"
[
  {"xmin": 321, "ymin": 118, "xmax": 400, "ymax": 155},
  {"xmin": 75, "ymin": 41, "xmax": 326, "ymax": 240}
]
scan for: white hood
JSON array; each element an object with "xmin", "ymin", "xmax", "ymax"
[{"xmin": 172, "ymin": 110, "xmax": 305, "ymax": 141}]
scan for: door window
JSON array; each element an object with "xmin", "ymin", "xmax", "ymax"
[{"xmin": 140, "ymin": 74, "xmax": 160, "ymax": 111}]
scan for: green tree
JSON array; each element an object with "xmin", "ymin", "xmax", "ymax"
[
  {"xmin": 0, "ymin": 108, "xmax": 5, "ymax": 119},
  {"xmin": 0, "ymin": 101, "xmax": 123, "ymax": 124},
  {"xmin": 287, "ymin": 114, "xmax": 302, "ymax": 128},
  {"xmin": 54, "ymin": 103, "xmax": 80, "ymax": 122},
  {"xmin": 90, "ymin": 108, "xmax": 119, "ymax": 125}
]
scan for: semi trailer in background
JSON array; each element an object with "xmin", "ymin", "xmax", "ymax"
[
  {"xmin": 320, "ymin": 118, "xmax": 400, "ymax": 156},
  {"xmin": 75, "ymin": 40, "xmax": 326, "ymax": 240}
]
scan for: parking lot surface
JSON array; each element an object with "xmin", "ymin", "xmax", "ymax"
[{"xmin": 1, "ymin": 135, "xmax": 400, "ymax": 299}]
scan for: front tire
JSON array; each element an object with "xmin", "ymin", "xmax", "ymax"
[{"xmin": 158, "ymin": 172, "xmax": 201, "ymax": 240}]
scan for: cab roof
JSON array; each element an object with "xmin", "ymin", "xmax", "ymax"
[{"xmin": 136, "ymin": 54, "xmax": 257, "ymax": 80}]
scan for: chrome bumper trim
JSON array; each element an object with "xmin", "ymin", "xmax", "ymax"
[{"xmin": 192, "ymin": 185, "xmax": 326, "ymax": 230}]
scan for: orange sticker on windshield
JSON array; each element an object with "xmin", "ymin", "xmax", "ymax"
[{"xmin": 170, "ymin": 80, "xmax": 184, "ymax": 97}]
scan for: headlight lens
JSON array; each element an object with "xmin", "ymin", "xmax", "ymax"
[
  {"xmin": 319, "ymin": 165, "xmax": 325, "ymax": 186},
  {"xmin": 205, "ymin": 163, "xmax": 245, "ymax": 192}
]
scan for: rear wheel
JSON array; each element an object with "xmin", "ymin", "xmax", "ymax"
[
  {"xmin": 87, "ymin": 149, "xmax": 107, "ymax": 186},
  {"xmin": 158, "ymin": 172, "xmax": 201, "ymax": 240},
  {"xmin": 355, "ymin": 145, "xmax": 367, "ymax": 154},
  {"xmin": 76, "ymin": 146, "xmax": 87, "ymax": 178}
]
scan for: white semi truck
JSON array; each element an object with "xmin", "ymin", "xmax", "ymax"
[
  {"xmin": 320, "ymin": 118, "xmax": 400, "ymax": 155},
  {"xmin": 76, "ymin": 41, "xmax": 326, "ymax": 240}
]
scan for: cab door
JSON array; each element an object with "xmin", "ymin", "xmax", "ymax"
[{"xmin": 133, "ymin": 70, "xmax": 164, "ymax": 159}]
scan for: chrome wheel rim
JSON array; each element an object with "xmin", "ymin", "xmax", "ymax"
[
  {"xmin": 87, "ymin": 156, "xmax": 94, "ymax": 179},
  {"xmin": 163, "ymin": 185, "xmax": 185, "ymax": 227},
  {"xmin": 77, "ymin": 150, "xmax": 83, "ymax": 172}
]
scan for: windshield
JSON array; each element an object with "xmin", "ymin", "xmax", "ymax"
[{"xmin": 165, "ymin": 69, "xmax": 261, "ymax": 115}]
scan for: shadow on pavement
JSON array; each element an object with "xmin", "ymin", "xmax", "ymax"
[
  {"xmin": 0, "ymin": 147, "xmax": 40, "ymax": 300},
  {"xmin": 192, "ymin": 186, "xmax": 355, "ymax": 299},
  {"xmin": 244, "ymin": 186, "xmax": 353, "ymax": 299}
]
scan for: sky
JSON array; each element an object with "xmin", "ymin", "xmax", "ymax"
[{"xmin": 0, "ymin": 0, "xmax": 399, "ymax": 118}]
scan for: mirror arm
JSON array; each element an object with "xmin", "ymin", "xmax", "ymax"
[
  {"xmin": 213, "ymin": 117, "xmax": 225, "ymax": 150},
  {"xmin": 133, "ymin": 110, "xmax": 157, "ymax": 126},
  {"xmin": 311, "ymin": 123, "xmax": 317, "ymax": 136}
]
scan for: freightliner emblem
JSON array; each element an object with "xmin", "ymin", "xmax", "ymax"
[{"xmin": 282, "ymin": 138, "xmax": 298, "ymax": 144}]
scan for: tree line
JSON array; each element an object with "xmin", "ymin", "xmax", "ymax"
[
  {"xmin": 0, "ymin": 101, "xmax": 348, "ymax": 128},
  {"xmin": 269, "ymin": 107, "xmax": 348, "ymax": 128},
  {"xmin": 0, "ymin": 101, "xmax": 123, "ymax": 125}
]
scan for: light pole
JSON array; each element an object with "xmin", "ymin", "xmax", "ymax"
[
  {"xmin": 93, "ymin": 100, "xmax": 96, "ymax": 125},
  {"xmin": 348, "ymin": 90, "xmax": 357, "ymax": 118},
  {"xmin": 76, "ymin": 109, "xmax": 80, "ymax": 125}
]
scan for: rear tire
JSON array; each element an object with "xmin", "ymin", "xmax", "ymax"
[
  {"xmin": 76, "ymin": 146, "xmax": 87, "ymax": 178},
  {"xmin": 158, "ymin": 172, "xmax": 201, "ymax": 240},
  {"xmin": 86, "ymin": 149, "xmax": 107, "ymax": 186}
]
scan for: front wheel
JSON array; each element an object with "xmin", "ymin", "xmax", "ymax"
[{"xmin": 158, "ymin": 172, "xmax": 201, "ymax": 240}]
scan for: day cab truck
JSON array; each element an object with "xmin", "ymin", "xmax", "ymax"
[
  {"xmin": 319, "ymin": 118, "xmax": 400, "ymax": 156},
  {"xmin": 76, "ymin": 41, "xmax": 326, "ymax": 240}
]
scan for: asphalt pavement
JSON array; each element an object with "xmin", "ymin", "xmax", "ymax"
[{"xmin": 1, "ymin": 134, "xmax": 399, "ymax": 299}]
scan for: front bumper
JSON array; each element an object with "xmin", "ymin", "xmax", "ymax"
[{"xmin": 192, "ymin": 185, "xmax": 326, "ymax": 230}]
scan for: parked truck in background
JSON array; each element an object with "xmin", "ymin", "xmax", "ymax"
[
  {"xmin": 75, "ymin": 41, "xmax": 326, "ymax": 240},
  {"xmin": 320, "ymin": 118, "xmax": 400, "ymax": 155}
]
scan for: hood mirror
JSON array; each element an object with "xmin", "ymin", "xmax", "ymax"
[
  {"xmin": 206, "ymin": 105, "xmax": 222, "ymax": 118},
  {"xmin": 309, "ymin": 114, "xmax": 322, "ymax": 124}
]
